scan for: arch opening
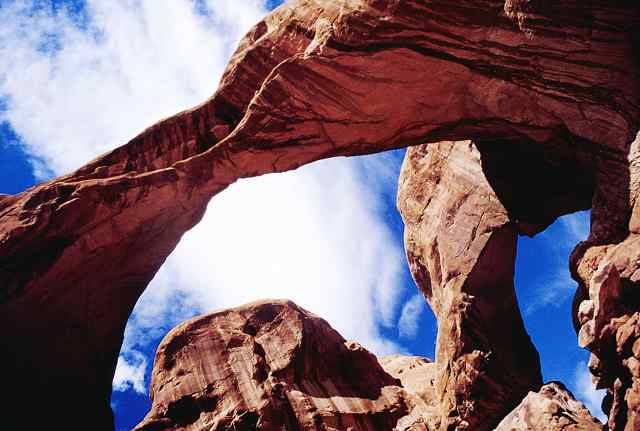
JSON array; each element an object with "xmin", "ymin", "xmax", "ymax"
[
  {"xmin": 111, "ymin": 150, "xmax": 439, "ymax": 429},
  {"xmin": 514, "ymin": 210, "xmax": 606, "ymax": 421}
]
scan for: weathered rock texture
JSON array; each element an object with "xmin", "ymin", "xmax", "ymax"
[
  {"xmin": 571, "ymin": 134, "xmax": 640, "ymax": 430},
  {"xmin": 395, "ymin": 141, "xmax": 608, "ymax": 430},
  {"xmin": 398, "ymin": 141, "xmax": 550, "ymax": 430},
  {"xmin": 495, "ymin": 382, "xmax": 604, "ymax": 431},
  {"xmin": 0, "ymin": 0, "xmax": 638, "ymax": 428},
  {"xmin": 134, "ymin": 299, "xmax": 434, "ymax": 430},
  {"xmin": 136, "ymin": 300, "xmax": 606, "ymax": 431},
  {"xmin": 378, "ymin": 355, "xmax": 438, "ymax": 415}
]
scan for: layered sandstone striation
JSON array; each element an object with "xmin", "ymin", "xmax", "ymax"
[
  {"xmin": 134, "ymin": 299, "xmax": 434, "ymax": 431},
  {"xmin": 135, "ymin": 299, "xmax": 604, "ymax": 431},
  {"xmin": 0, "ymin": 0, "xmax": 638, "ymax": 428}
]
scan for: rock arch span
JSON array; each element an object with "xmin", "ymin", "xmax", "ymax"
[{"xmin": 0, "ymin": 0, "xmax": 638, "ymax": 429}]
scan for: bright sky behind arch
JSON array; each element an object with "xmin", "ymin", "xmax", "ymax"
[{"xmin": 0, "ymin": 0, "xmax": 605, "ymax": 429}]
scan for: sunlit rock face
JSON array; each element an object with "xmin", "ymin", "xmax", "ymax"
[
  {"xmin": 396, "ymin": 140, "xmax": 588, "ymax": 430},
  {"xmin": 0, "ymin": 0, "xmax": 638, "ymax": 428},
  {"xmin": 379, "ymin": 354, "xmax": 438, "ymax": 416},
  {"xmin": 135, "ymin": 299, "xmax": 605, "ymax": 431},
  {"xmin": 495, "ymin": 382, "xmax": 604, "ymax": 431},
  {"xmin": 134, "ymin": 299, "xmax": 434, "ymax": 431},
  {"xmin": 397, "ymin": 141, "xmax": 540, "ymax": 430}
]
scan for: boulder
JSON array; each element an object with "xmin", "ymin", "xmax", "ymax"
[{"xmin": 135, "ymin": 299, "xmax": 434, "ymax": 431}]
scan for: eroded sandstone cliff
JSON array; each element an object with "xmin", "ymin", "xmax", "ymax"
[
  {"xmin": 134, "ymin": 300, "xmax": 434, "ymax": 431},
  {"xmin": 135, "ymin": 299, "xmax": 603, "ymax": 431},
  {"xmin": 572, "ymin": 169, "xmax": 640, "ymax": 430},
  {"xmin": 0, "ymin": 0, "xmax": 638, "ymax": 428}
]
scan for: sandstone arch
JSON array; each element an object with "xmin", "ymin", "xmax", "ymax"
[
  {"xmin": 397, "ymin": 139, "xmax": 594, "ymax": 430},
  {"xmin": 0, "ymin": 0, "xmax": 638, "ymax": 429}
]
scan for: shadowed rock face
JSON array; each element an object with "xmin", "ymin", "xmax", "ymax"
[
  {"xmin": 134, "ymin": 299, "xmax": 434, "ymax": 431},
  {"xmin": 571, "ymin": 138, "xmax": 640, "ymax": 430},
  {"xmin": 0, "ymin": 0, "xmax": 638, "ymax": 428}
]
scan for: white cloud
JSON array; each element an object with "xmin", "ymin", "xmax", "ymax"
[
  {"xmin": 123, "ymin": 154, "xmax": 409, "ymax": 359},
  {"xmin": 0, "ymin": 0, "xmax": 264, "ymax": 176},
  {"xmin": 524, "ymin": 267, "xmax": 576, "ymax": 315},
  {"xmin": 0, "ymin": 0, "xmax": 414, "ymax": 400},
  {"xmin": 113, "ymin": 351, "xmax": 147, "ymax": 395},
  {"xmin": 398, "ymin": 294, "xmax": 426, "ymax": 339},
  {"xmin": 574, "ymin": 361, "xmax": 607, "ymax": 423},
  {"xmin": 524, "ymin": 210, "xmax": 591, "ymax": 315},
  {"xmin": 559, "ymin": 211, "xmax": 590, "ymax": 248}
]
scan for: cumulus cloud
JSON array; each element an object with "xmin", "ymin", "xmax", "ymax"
[
  {"xmin": 0, "ymin": 0, "xmax": 265, "ymax": 175},
  {"xmin": 123, "ymin": 156, "xmax": 408, "ymax": 358},
  {"xmin": 0, "ymin": 0, "xmax": 417, "ymax": 402},
  {"xmin": 398, "ymin": 294, "xmax": 426, "ymax": 339},
  {"xmin": 113, "ymin": 351, "xmax": 147, "ymax": 395},
  {"xmin": 574, "ymin": 361, "xmax": 607, "ymax": 423}
]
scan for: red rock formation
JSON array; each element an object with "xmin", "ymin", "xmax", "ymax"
[
  {"xmin": 134, "ymin": 299, "xmax": 433, "ymax": 430},
  {"xmin": 395, "ymin": 138, "xmax": 606, "ymax": 429},
  {"xmin": 378, "ymin": 355, "xmax": 437, "ymax": 412},
  {"xmin": 396, "ymin": 137, "xmax": 604, "ymax": 428},
  {"xmin": 495, "ymin": 382, "xmax": 604, "ymax": 431},
  {"xmin": 0, "ymin": 0, "xmax": 638, "ymax": 428},
  {"xmin": 135, "ymin": 300, "xmax": 607, "ymax": 431},
  {"xmin": 571, "ymin": 134, "xmax": 640, "ymax": 430},
  {"xmin": 397, "ymin": 141, "xmax": 544, "ymax": 430}
]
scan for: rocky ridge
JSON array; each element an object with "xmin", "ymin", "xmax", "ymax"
[
  {"xmin": 134, "ymin": 300, "xmax": 434, "ymax": 431},
  {"xmin": 135, "ymin": 299, "xmax": 600, "ymax": 431}
]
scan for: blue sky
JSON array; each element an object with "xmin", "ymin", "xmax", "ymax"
[{"xmin": 0, "ymin": 1, "xmax": 603, "ymax": 429}]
